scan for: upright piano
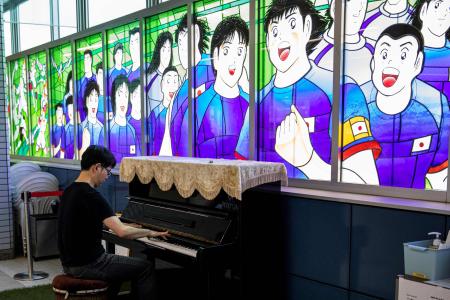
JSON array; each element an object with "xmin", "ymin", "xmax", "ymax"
[{"xmin": 102, "ymin": 157, "xmax": 287, "ymax": 300}]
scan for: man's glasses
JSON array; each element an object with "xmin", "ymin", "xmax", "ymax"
[{"xmin": 99, "ymin": 165, "xmax": 112, "ymax": 177}]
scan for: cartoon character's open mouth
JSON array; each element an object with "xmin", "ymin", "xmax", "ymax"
[
  {"xmin": 229, "ymin": 67, "xmax": 236, "ymax": 76},
  {"xmin": 91, "ymin": 108, "xmax": 96, "ymax": 113},
  {"xmin": 382, "ymin": 67, "xmax": 399, "ymax": 88},
  {"xmin": 169, "ymin": 92, "xmax": 174, "ymax": 99},
  {"xmin": 120, "ymin": 106, "xmax": 125, "ymax": 112},
  {"xmin": 278, "ymin": 44, "xmax": 291, "ymax": 61}
]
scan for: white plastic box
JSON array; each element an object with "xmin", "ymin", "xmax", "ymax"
[{"xmin": 404, "ymin": 239, "xmax": 450, "ymax": 281}]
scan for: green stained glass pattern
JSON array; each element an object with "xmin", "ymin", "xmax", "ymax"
[{"xmin": 10, "ymin": 58, "xmax": 30, "ymax": 156}]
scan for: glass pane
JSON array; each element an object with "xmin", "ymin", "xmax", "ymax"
[
  {"xmin": 106, "ymin": 22, "xmax": 141, "ymax": 162},
  {"xmin": 19, "ymin": 0, "xmax": 51, "ymax": 51},
  {"xmin": 10, "ymin": 58, "xmax": 30, "ymax": 156},
  {"xmin": 28, "ymin": 51, "xmax": 50, "ymax": 157},
  {"xmin": 50, "ymin": 43, "xmax": 74, "ymax": 159},
  {"xmin": 193, "ymin": 0, "xmax": 250, "ymax": 159},
  {"xmin": 4, "ymin": 11, "xmax": 11, "ymax": 56},
  {"xmin": 75, "ymin": 33, "xmax": 104, "ymax": 158},
  {"xmin": 339, "ymin": 0, "xmax": 450, "ymax": 191},
  {"xmin": 257, "ymin": 0, "xmax": 332, "ymax": 180},
  {"xmin": 88, "ymin": 0, "xmax": 146, "ymax": 27},
  {"xmin": 145, "ymin": 6, "xmax": 187, "ymax": 156},
  {"xmin": 59, "ymin": 0, "xmax": 77, "ymax": 38}
]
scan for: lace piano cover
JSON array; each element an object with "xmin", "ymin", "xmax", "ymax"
[{"xmin": 119, "ymin": 156, "xmax": 288, "ymax": 201}]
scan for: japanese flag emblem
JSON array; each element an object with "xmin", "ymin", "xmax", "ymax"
[
  {"xmin": 304, "ymin": 117, "xmax": 315, "ymax": 133},
  {"xmin": 130, "ymin": 145, "xmax": 136, "ymax": 154},
  {"xmin": 351, "ymin": 121, "xmax": 368, "ymax": 136},
  {"xmin": 108, "ymin": 112, "xmax": 113, "ymax": 120},
  {"xmin": 194, "ymin": 84, "xmax": 206, "ymax": 98},
  {"xmin": 412, "ymin": 136, "xmax": 431, "ymax": 153}
]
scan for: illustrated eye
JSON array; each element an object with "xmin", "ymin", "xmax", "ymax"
[
  {"xmin": 435, "ymin": 1, "xmax": 440, "ymax": 8},
  {"xmin": 290, "ymin": 18, "xmax": 296, "ymax": 29},
  {"xmin": 382, "ymin": 51, "xmax": 387, "ymax": 60},
  {"xmin": 238, "ymin": 48, "xmax": 243, "ymax": 56},
  {"xmin": 272, "ymin": 27, "xmax": 278, "ymax": 38},
  {"xmin": 223, "ymin": 48, "xmax": 229, "ymax": 55},
  {"xmin": 401, "ymin": 52, "xmax": 407, "ymax": 60}
]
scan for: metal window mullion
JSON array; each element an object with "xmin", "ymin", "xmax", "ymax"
[
  {"xmin": 187, "ymin": 4, "xmax": 193, "ymax": 157},
  {"xmin": 330, "ymin": 0, "xmax": 345, "ymax": 184},
  {"xmin": 10, "ymin": 4, "xmax": 20, "ymax": 53},
  {"xmin": 248, "ymin": 0, "xmax": 256, "ymax": 160},
  {"xmin": 76, "ymin": 0, "xmax": 88, "ymax": 32},
  {"xmin": 139, "ymin": 18, "xmax": 146, "ymax": 156},
  {"xmin": 49, "ymin": 0, "xmax": 60, "ymax": 41},
  {"xmin": 46, "ymin": 48, "xmax": 53, "ymax": 158},
  {"xmin": 72, "ymin": 41, "xmax": 79, "ymax": 159},
  {"xmin": 101, "ymin": 30, "xmax": 107, "ymax": 148}
]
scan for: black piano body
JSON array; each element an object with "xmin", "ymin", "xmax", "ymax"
[{"xmin": 103, "ymin": 176, "xmax": 285, "ymax": 300}]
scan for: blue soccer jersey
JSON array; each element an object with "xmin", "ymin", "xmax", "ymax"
[
  {"xmin": 52, "ymin": 124, "xmax": 65, "ymax": 158},
  {"xmin": 362, "ymin": 79, "xmax": 449, "ymax": 188},
  {"xmin": 146, "ymin": 70, "xmax": 163, "ymax": 113},
  {"xmin": 196, "ymin": 86, "xmax": 249, "ymax": 159},
  {"xmin": 109, "ymin": 119, "xmax": 140, "ymax": 162},
  {"xmin": 418, "ymin": 40, "xmax": 450, "ymax": 104},
  {"xmin": 170, "ymin": 54, "xmax": 215, "ymax": 157},
  {"xmin": 128, "ymin": 68, "xmax": 140, "ymax": 84},
  {"xmin": 77, "ymin": 118, "xmax": 104, "ymax": 148},
  {"xmin": 64, "ymin": 123, "xmax": 75, "ymax": 159}
]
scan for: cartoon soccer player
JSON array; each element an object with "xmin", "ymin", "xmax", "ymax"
[
  {"xmin": 33, "ymin": 113, "xmax": 48, "ymax": 154},
  {"xmin": 128, "ymin": 28, "xmax": 141, "ymax": 83},
  {"xmin": 170, "ymin": 13, "xmax": 215, "ymax": 157},
  {"xmin": 95, "ymin": 62, "xmax": 107, "ymax": 123},
  {"xmin": 108, "ymin": 43, "xmax": 127, "ymax": 96},
  {"xmin": 52, "ymin": 103, "xmax": 65, "ymax": 158},
  {"xmin": 150, "ymin": 67, "xmax": 180, "ymax": 156},
  {"xmin": 263, "ymin": 0, "xmax": 380, "ymax": 183},
  {"xmin": 128, "ymin": 79, "xmax": 142, "ymax": 149},
  {"xmin": 77, "ymin": 50, "xmax": 97, "ymax": 122},
  {"xmin": 78, "ymin": 80, "xmax": 104, "ymax": 158},
  {"xmin": 410, "ymin": 0, "xmax": 450, "ymax": 103},
  {"xmin": 63, "ymin": 71, "xmax": 73, "ymax": 121},
  {"xmin": 310, "ymin": 0, "xmax": 373, "ymax": 85},
  {"xmin": 146, "ymin": 32, "xmax": 173, "ymax": 113},
  {"xmin": 109, "ymin": 74, "xmax": 140, "ymax": 161},
  {"xmin": 17, "ymin": 119, "xmax": 29, "ymax": 156},
  {"xmin": 362, "ymin": 0, "xmax": 413, "ymax": 42},
  {"xmin": 361, "ymin": 24, "xmax": 449, "ymax": 189},
  {"xmin": 64, "ymin": 96, "xmax": 75, "ymax": 159},
  {"xmin": 196, "ymin": 16, "xmax": 249, "ymax": 159}
]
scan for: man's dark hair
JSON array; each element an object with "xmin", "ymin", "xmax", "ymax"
[
  {"xmin": 65, "ymin": 71, "xmax": 72, "ymax": 95},
  {"xmin": 129, "ymin": 27, "xmax": 140, "ymax": 38},
  {"xmin": 210, "ymin": 16, "xmax": 249, "ymax": 76},
  {"xmin": 111, "ymin": 74, "xmax": 129, "ymax": 113},
  {"xmin": 95, "ymin": 62, "xmax": 103, "ymax": 74},
  {"xmin": 379, "ymin": 24, "xmax": 425, "ymax": 53},
  {"xmin": 162, "ymin": 66, "xmax": 179, "ymax": 78},
  {"xmin": 113, "ymin": 43, "xmax": 124, "ymax": 64},
  {"xmin": 55, "ymin": 103, "xmax": 63, "ymax": 112},
  {"xmin": 84, "ymin": 50, "xmax": 93, "ymax": 60},
  {"xmin": 264, "ymin": 0, "xmax": 327, "ymax": 54},
  {"xmin": 66, "ymin": 95, "xmax": 73, "ymax": 106},
  {"xmin": 83, "ymin": 80, "xmax": 100, "ymax": 114},
  {"xmin": 147, "ymin": 32, "xmax": 173, "ymax": 75},
  {"xmin": 410, "ymin": 0, "xmax": 450, "ymax": 41},
  {"xmin": 129, "ymin": 79, "xmax": 141, "ymax": 94},
  {"xmin": 81, "ymin": 145, "xmax": 116, "ymax": 170},
  {"xmin": 175, "ymin": 13, "xmax": 210, "ymax": 54}
]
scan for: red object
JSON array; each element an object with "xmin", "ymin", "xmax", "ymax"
[{"xmin": 28, "ymin": 191, "xmax": 63, "ymax": 198}]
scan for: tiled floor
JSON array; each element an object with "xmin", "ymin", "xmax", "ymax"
[{"xmin": 0, "ymin": 256, "xmax": 63, "ymax": 292}]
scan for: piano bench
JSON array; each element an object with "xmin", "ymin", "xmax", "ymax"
[{"xmin": 52, "ymin": 274, "xmax": 109, "ymax": 300}]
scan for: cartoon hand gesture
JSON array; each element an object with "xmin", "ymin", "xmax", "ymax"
[
  {"xmin": 275, "ymin": 105, "xmax": 313, "ymax": 168},
  {"xmin": 82, "ymin": 127, "xmax": 91, "ymax": 149}
]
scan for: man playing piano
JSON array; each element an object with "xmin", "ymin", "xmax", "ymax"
[{"xmin": 58, "ymin": 145, "xmax": 169, "ymax": 300}]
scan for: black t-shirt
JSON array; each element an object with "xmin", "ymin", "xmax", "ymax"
[{"xmin": 58, "ymin": 182, "xmax": 114, "ymax": 267}]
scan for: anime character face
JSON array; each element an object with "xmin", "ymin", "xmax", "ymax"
[
  {"xmin": 97, "ymin": 68, "xmax": 104, "ymax": 95},
  {"xmin": 345, "ymin": 0, "xmax": 367, "ymax": 36},
  {"xmin": 84, "ymin": 53, "xmax": 92, "ymax": 75},
  {"xmin": 130, "ymin": 85, "xmax": 141, "ymax": 113},
  {"xmin": 86, "ymin": 89, "xmax": 99, "ymax": 118},
  {"xmin": 420, "ymin": 0, "xmax": 450, "ymax": 38},
  {"xmin": 214, "ymin": 31, "xmax": 247, "ymax": 88},
  {"xmin": 67, "ymin": 103, "xmax": 74, "ymax": 121},
  {"xmin": 161, "ymin": 71, "xmax": 180, "ymax": 108},
  {"xmin": 114, "ymin": 48, "xmax": 123, "ymax": 67},
  {"xmin": 178, "ymin": 28, "xmax": 189, "ymax": 70},
  {"xmin": 115, "ymin": 82, "xmax": 129, "ymax": 118},
  {"xmin": 160, "ymin": 40, "xmax": 172, "ymax": 70},
  {"xmin": 130, "ymin": 32, "xmax": 141, "ymax": 65},
  {"xmin": 56, "ymin": 106, "xmax": 63, "ymax": 124},
  {"xmin": 372, "ymin": 35, "xmax": 423, "ymax": 96},
  {"xmin": 266, "ymin": 7, "xmax": 311, "ymax": 73}
]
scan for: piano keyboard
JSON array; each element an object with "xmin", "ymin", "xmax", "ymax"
[{"xmin": 137, "ymin": 237, "xmax": 198, "ymax": 258}]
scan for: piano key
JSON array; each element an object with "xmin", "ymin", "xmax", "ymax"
[{"xmin": 137, "ymin": 237, "xmax": 198, "ymax": 258}]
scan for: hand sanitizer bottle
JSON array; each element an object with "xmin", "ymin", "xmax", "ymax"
[{"xmin": 428, "ymin": 232, "xmax": 442, "ymax": 250}]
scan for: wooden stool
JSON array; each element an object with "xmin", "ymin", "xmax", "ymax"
[{"xmin": 52, "ymin": 274, "xmax": 108, "ymax": 300}]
